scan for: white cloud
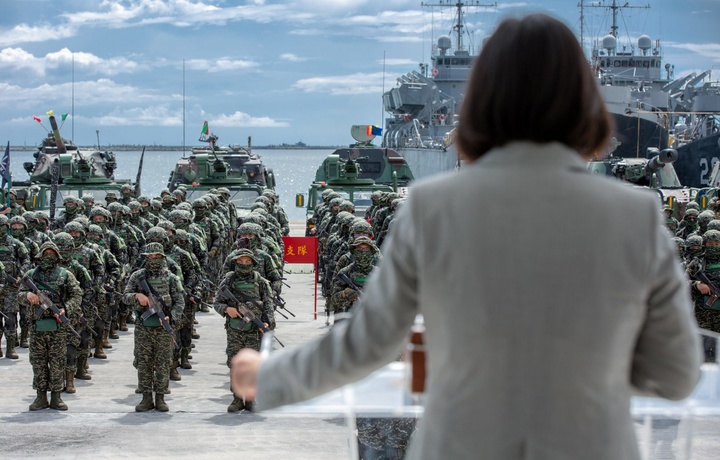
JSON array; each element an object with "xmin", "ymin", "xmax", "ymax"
[
  {"xmin": 0, "ymin": 23, "xmax": 76, "ymax": 47},
  {"xmin": 211, "ymin": 111, "xmax": 289, "ymax": 128},
  {"xmin": 0, "ymin": 47, "xmax": 140, "ymax": 76},
  {"xmin": 280, "ymin": 53, "xmax": 307, "ymax": 62},
  {"xmin": 88, "ymin": 105, "xmax": 184, "ymax": 127},
  {"xmin": 378, "ymin": 58, "xmax": 417, "ymax": 66},
  {"xmin": 666, "ymin": 42, "xmax": 720, "ymax": 63},
  {"xmin": 185, "ymin": 58, "xmax": 258, "ymax": 72},
  {"xmin": 293, "ymin": 72, "xmax": 396, "ymax": 96}
]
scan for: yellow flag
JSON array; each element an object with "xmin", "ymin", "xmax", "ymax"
[{"xmin": 46, "ymin": 110, "xmax": 54, "ymax": 117}]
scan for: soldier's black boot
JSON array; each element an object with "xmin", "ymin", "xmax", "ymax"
[
  {"xmin": 180, "ymin": 348, "xmax": 192, "ymax": 370},
  {"xmin": 20, "ymin": 328, "xmax": 29, "ymax": 348},
  {"xmin": 154, "ymin": 393, "xmax": 169, "ymax": 412},
  {"xmin": 6, "ymin": 336, "xmax": 18, "ymax": 359},
  {"xmin": 29, "ymin": 390, "xmax": 49, "ymax": 411},
  {"xmin": 65, "ymin": 372, "xmax": 76, "ymax": 394},
  {"xmin": 76, "ymin": 357, "xmax": 92, "ymax": 380},
  {"xmin": 191, "ymin": 327, "xmax": 200, "ymax": 339},
  {"xmin": 244, "ymin": 400, "xmax": 255, "ymax": 412},
  {"xmin": 227, "ymin": 396, "xmax": 244, "ymax": 412},
  {"xmin": 118, "ymin": 316, "xmax": 128, "ymax": 332},
  {"xmin": 170, "ymin": 366, "xmax": 181, "ymax": 381},
  {"xmin": 135, "ymin": 393, "xmax": 154, "ymax": 412},
  {"xmin": 50, "ymin": 391, "xmax": 68, "ymax": 410}
]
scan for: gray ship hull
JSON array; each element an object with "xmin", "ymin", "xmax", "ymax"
[{"xmin": 397, "ymin": 145, "xmax": 459, "ymax": 180}]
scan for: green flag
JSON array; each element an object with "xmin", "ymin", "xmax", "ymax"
[{"xmin": 61, "ymin": 113, "xmax": 68, "ymax": 121}]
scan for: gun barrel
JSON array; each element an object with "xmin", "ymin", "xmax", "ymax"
[{"xmin": 48, "ymin": 114, "xmax": 67, "ymax": 154}]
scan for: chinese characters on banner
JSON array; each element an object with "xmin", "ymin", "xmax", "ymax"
[
  {"xmin": 282, "ymin": 236, "xmax": 317, "ymax": 265},
  {"xmin": 282, "ymin": 236, "xmax": 319, "ymax": 319}
]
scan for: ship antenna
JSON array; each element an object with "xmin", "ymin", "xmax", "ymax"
[
  {"xmin": 96, "ymin": 130, "xmax": 101, "ymax": 150},
  {"xmin": 182, "ymin": 58, "xmax": 186, "ymax": 158},
  {"xmin": 422, "ymin": 1, "xmax": 497, "ymax": 53},
  {"xmin": 381, "ymin": 50, "xmax": 386, "ymax": 138}
]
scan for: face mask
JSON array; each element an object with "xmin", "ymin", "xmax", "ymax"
[
  {"xmin": 139, "ymin": 206, "xmax": 149, "ymax": 216},
  {"xmin": 65, "ymin": 205, "xmax": 77, "ymax": 216},
  {"xmin": 194, "ymin": 208, "xmax": 206, "ymax": 218},
  {"xmin": 40, "ymin": 253, "xmax": 59, "ymax": 270},
  {"xmin": 146, "ymin": 258, "xmax": 165, "ymax": 274},
  {"xmin": 35, "ymin": 222, "xmax": 47, "ymax": 232},
  {"xmin": 162, "ymin": 201, "xmax": 174, "ymax": 209},
  {"xmin": 10, "ymin": 228, "xmax": 25, "ymax": 239},
  {"xmin": 72, "ymin": 234, "xmax": 86, "ymax": 245},
  {"xmin": 706, "ymin": 247, "xmax": 720, "ymax": 260},
  {"xmin": 353, "ymin": 248, "xmax": 375, "ymax": 268},
  {"xmin": 0, "ymin": 225, "xmax": 8, "ymax": 236},
  {"xmin": 235, "ymin": 264, "xmax": 254, "ymax": 277}
]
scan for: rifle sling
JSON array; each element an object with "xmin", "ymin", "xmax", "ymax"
[{"xmin": 139, "ymin": 276, "xmax": 170, "ymax": 319}]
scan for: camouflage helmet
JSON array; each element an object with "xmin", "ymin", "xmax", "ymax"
[
  {"xmin": 0, "ymin": 214, "xmax": 8, "ymax": 226},
  {"xmin": 120, "ymin": 183, "xmax": 134, "ymax": 193},
  {"xmin": 137, "ymin": 195, "xmax": 151, "ymax": 204},
  {"xmin": 174, "ymin": 228, "xmax": 190, "ymax": 242},
  {"xmin": 120, "ymin": 205, "xmax": 131, "ymax": 216},
  {"xmin": 90, "ymin": 206, "xmax": 112, "ymax": 221},
  {"xmin": 151, "ymin": 199, "xmax": 162, "ymax": 210},
  {"xmin": 160, "ymin": 188, "xmax": 171, "ymax": 197},
  {"xmin": 686, "ymin": 202, "xmax": 701, "ymax": 211},
  {"xmin": 350, "ymin": 218, "xmax": 374, "ymax": 237},
  {"xmin": 105, "ymin": 191, "xmax": 118, "ymax": 200},
  {"xmin": 671, "ymin": 237, "xmax": 685, "ymax": 249},
  {"xmin": 329, "ymin": 197, "xmax": 343, "ymax": 208},
  {"xmin": 172, "ymin": 189, "xmax": 184, "ymax": 199},
  {"xmin": 684, "ymin": 208, "xmax": 699, "ymax": 219},
  {"xmin": 370, "ymin": 190, "xmax": 383, "ymax": 203},
  {"xmin": 232, "ymin": 248, "xmax": 257, "ymax": 264},
  {"xmin": 242, "ymin": 214, "xmax": 264, "ymax": 226},
  {"xmin": 336, "ymin": 211, "xmax": 354, "ymax": 227},
  {"xmin": 238, "ymin": 222, "xmax": 263, "ymax": 236},
  {"xmin": 81, "ymin": 194, "xmax": 95, "ymax": 203},
  {"xmin": 192, "ymin": 198, "xmax": 206, "ymax": 209},
  {"xmin": 35, "ymin": 211, "xmax": 49, "ymax": 222},
  {"xmin": 24, "ymin": 211, "xmax": 37, "ymax": 224},
  {"xmin": 686, "ymin": 234, "xmax": 703, "ymax": 248},
  {"xmin": 8, "ymin": 215, "xmax": 27, "ymax": 229},
  {"xmin": 168, "ymin": 209, "xmax": 189, "ymax": 224},
  {"xmin": 74, "ymin": 215, "xmax": 90, "ymax": 229},
  {"xmin": 37, "ymin": 241, "xmax": 61, "ymax": 259},
  {"xmin": 703, "ymin": 229, "xmax": 720, "ymax": 245},
  {"xmin": 320, "ymin": 188, "xmax": 335, "ymax": 199},
  {"xmin": 127, "ymin": 201, "xmax": 142, "ymax": 212},
  {"xmin": 53, "ymin": 232, "xmax": 75, "ymax": 251},
  {"xmin": 64, "ymin": 221, "xmax": 86, "ymax": 235},
  {"xmin": 708, "ymin": 220, "xmax": 720, "ymax": 232},
  {"xmin": 699, "ymin": 210, "xmax": 715, "ymax": 224},
  {"xmin": 107, "ymin": 202, "xmax": 124, "ymax": 213},
  {"xmin": 324, "ymin": 191, "xmax": 340, "ymax": 203},
  {"xmin": 157, "ymin": 220, "xmax": 176, "ymax": 233},
  {"xmin": 146, "ymin": 227, "xmax": 169, "ymax": 243},
  {"xmin": 339, "ymin": 201, "xmax": 355, "ymax": 213},
  {"xmin": 390, "ymin": 198, "xmax": 404, "ymax": 210},
  {"xmin": 162, "ymin": 193, "xmax": 175, "ymax": 203},
  {"xmin": 142, "ymin": 242, "xmax": 165, "ymax": 257},
  {"xmin": 350, "ymin": 236, "xmax": 378, "ymax": 252},
  {"xmin": 88, "ymin": 224, "xmax": 104, "ymax": 236},
  {"xmin": 63, "ymin": 195, "xmax": 79, "ymax": 205},
  {"xmin": 177, "ymin": 202, "xmax": 193, "ymax": 213}
]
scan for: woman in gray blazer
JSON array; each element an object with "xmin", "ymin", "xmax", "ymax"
[{"xmin": 232, "ymin": 14, "xmax": 701, "ymax": 460}]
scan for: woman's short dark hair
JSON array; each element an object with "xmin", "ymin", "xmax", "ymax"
[{"xmin": 456, "ymin": 14, "xmax": 612, "ymax": 160}]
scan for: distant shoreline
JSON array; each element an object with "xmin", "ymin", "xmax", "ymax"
[{"xmin": 10, "ymin": 145, "xmax": 344, "ymax": 152}]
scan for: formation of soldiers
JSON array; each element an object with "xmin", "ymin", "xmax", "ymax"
[
  {"xmin": 666, "ymin": 200, "xmax": 720, "ymax": 362},
  {"xmin": 0, "ymin": 184, "xmax": 291, "ymax": 413},
  {"xmin": 313, "ymin": 188, "xmax": 415, "ymax": 460}
]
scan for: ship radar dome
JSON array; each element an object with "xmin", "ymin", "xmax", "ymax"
[
  {"xmin": 638, "ymin": 35, "xmax": 652, "ymax": 52},
  {"xmin": 438, "ymin": 35, "xmax": 452, "ymax": 51},
  {"xmin": 602, "ymin": 34, "xmax": 617, "ymax": 52}
]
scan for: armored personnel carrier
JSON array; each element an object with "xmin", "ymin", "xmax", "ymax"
[
  {"xmin": 587, "ymin": 148, "xmax": 691, "ymax": 217},
  {"xmin": 298, "ymin": 125, "xmax": 415, "ymax": 225},
  {"xmin": 167, "ymin": 124, "xmax": 275, "ymax": 216},
  {"xmin": 5, "ymin": 112, "xmax": 134, "ymax": 215}
]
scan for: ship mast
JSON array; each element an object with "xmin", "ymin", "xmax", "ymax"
[
  {"xmin": 422, "ymin": 1, "xmax": 497, "ymax": 53},
  {"xmin": 585, "ymin": 0, "xmax": 649, "ymax": 38}
]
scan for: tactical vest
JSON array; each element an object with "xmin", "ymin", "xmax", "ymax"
[
  {"xmin": 140, "ymin": 271, "xmax": 174, "ymax": 327},
  {"xmin": 0, "ymin": 238, "xmax": 21, "ymax": 277},
  {"xmin": 227, "ymin": 272, "xmax": 263, "ymax": 331}
]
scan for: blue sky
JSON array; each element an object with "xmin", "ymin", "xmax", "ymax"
[{"xmin": 1, "ymin": 0, "xmax": 719, "ymax": 147}]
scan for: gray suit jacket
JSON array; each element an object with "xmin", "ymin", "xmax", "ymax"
[{"xmin": 257, "ymin": 142, "xmax": 701, "ymax": 460}]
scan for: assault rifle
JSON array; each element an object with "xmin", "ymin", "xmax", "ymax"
[
  {"xmin": 273, "ymin": 295, "xmax": 295, "ymax": 318},
  {"xmin": 337, "ymin": 272, "xmax": 363, "ymax": 295},
  {"xmin": 137, "ymin": 277, "xmax": 179, "ymax": 349},
  {"xmin": 20, "ymin": 275, "xmax": 81, "ymax": 339},
  {"xmin": 218, "ymin": 285, "xmax": 284, "ymax": 348},
  {"xmin": 688, "ymin": 260, "xmax": 720, "ymax": 307}
]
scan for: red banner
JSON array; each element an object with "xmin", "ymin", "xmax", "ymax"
[{"xmin": 282, "ymin": 236, "xmax": 317, "ymax": 265}]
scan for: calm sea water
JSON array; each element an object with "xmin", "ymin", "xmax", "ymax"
[{"xmin": 8, "ymin": 149, "xmax": 331, "ymax": 220}]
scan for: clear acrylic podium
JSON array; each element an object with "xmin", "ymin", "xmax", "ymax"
[{"xmin": 259, "ymin": 330, "xmax": 720, "ymax": 460}]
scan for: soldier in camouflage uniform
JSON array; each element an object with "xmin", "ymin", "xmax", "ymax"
[
  {"xmin": 333, "ymin": 218, "xmax": 375, "ymax": 281},
  {"xmin": 23, "ymin": 212, "xmax": 51, "ymax": 246},
  {"xmin": 330, "ymin": 237, "xmax": 381, "ymax": 316},
  {"xmin": 685, "ymin": 234, "xmax": 704, "ymax": 266},
  {"xmin": 65, "ymin": 221, "xmax": 107, "ymax": 360},
  {"xmin": 86, "ymin": 224, "xmax": 122, "ymax": 351},
  {"xmin": 53, "ymin": 232, "xmax": 95, "ymax": 391},
  {"xmin": 263, "ymin": 190, "xmax": 290, "ymax": 236},
  {"xmin": 81, "ymin": 194, "xmax": 96, "ymax": 217},
  {"xmin": 10, "ymin": 215, "xmax": 40, "ymax": 261},
  {"xmin": 0, "ymin": 214, "xmax": 31, "ymax": 358},
  {"xmin": 224, "ymin": 223, "xmax": 282, "ymax": 296},
  {"xmin": 105, "ymin": 191, "xmax": 119, "ymax": 205},
  {"xmin": 53, "ymin": 196, "xmax": 83, "ymax": 230},
  {"xmin": 120, "ymin": 184, "xmax": 135, "ymax": 205},
  {"xmin": 20, "ymin": 242, "xmax": 83, "ymax": 411},
  {"xmin": 123, "ymin": 243, "xmax": 184, "ymax": 412},
  {"xmin": 213, "ymin": 248, "xmax": 274, "ymax": 412},
  {"xmin": 663, "ymin": 206, "xmax": 679, "ymax": 234},
  {"xmin": 698, "ymin": 210, "xmax": 715, "ymax": 236},
  {"xmin": 676, "ymin": 208, "xmax": 700, "ymax": 239},
  {"xmin": 377, "ymin": 199, "xmax": 403, "ymax": 247},
  {"xmin": 137, "ymin": 195, "xmax": 159, "ymax": 226},
  {"xmin": 689, "ymin": 229, "xmax": 720, "ymax": 362},
  {"xmin": 217, "ymin": 187, "xmax": 238, "ymax": 239},
  {"xmin": 128, "ymin": 200, "xmax": 153, "ymax": 233}
]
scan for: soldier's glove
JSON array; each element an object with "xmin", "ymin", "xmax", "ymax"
[
  {"xmin": 209, "ymin": 248, "xmax": 218, "ymax": 258},
  {"xmin": 269, "ymin": 319, "xmax": 276, "ymax": 330}
]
